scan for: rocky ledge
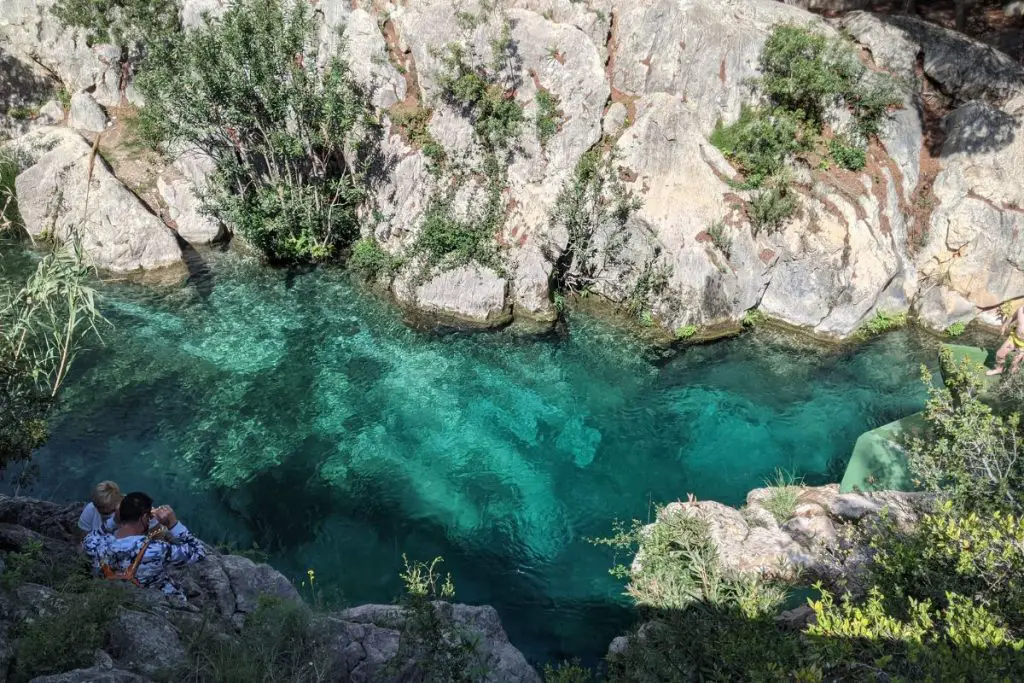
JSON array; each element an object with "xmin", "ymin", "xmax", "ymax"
[
  {"xmin": 0, "ymin": 495, "xmax": 540, "ymax": 683},
  {"xmin": 1, "ymin": 0, "xmax": 1022, "ymax": 335}
]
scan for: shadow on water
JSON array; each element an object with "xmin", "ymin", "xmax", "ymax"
[{"xmin": 177, "ymin": 235, "xmax": 216, "ymax": 300}]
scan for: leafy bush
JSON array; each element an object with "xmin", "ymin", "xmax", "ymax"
[
  {"xmin": 945, "ymin": 320, "xmax": 967, "ymax": 337},
  {"xmin": 706, "ymin": 220, "xmax": 732, "ymax": 257},
  {"xmin": 710, "ymin": 106, "xmax": 804, "ymax": 188},
  {"xmin": 436, "ymin": 29, "xmax": 524, "ymax": 152},
  {"xmin": 996, "ymin": 368, "xmax": 1024, "ymax": 414},
  {"xmin": 52, "ymin": 0, "xmax": 180, "ymax": 48},
  {"xmin": 760, "ymin": 468, "xmax": 802, "ymax": 523},
  {"xmin": 675, "ymin": 324, "xmax": 698, "ymax": 340},
  {"xmin": 827, "ymin": 134, "xmax": 866, "ymax": 171},
  {"xmin": 549, "ymin": 147, "xmax": 642, "ymax": 296},
  {"xmin": 0, "ymin": 150, "xmax": 20, "ymax": 231},
  {"xmin": 742, "ymin": 309, "xmax": 766, "ymax": 327},
  {"xmin": 349, "ymin": 237, "xmax": 403, "ymax": 281},
  {"xmin": 389, "ymin": 104, "xmax": 446, "ymax": 168},
  {"xmin": 857, "ymin": 309, "xmax": 907, "ymax": 338},
  {"xmin": 908, "ymin": 350, "xmax": 1024, "ymax": 514},
  {"xmin": 535, "ymin": 89, "xmax": 563, "ymax": 148},
  {"xmin": 136, "ymin": 0, "xmax": 371, "ymax": 263},
  {"xmin": 413, "ymin": 171, "xmax": 504, "ymax": 274},
  {"xmin": 749, "ymin": 180, "xmax": 797, "ymax": 235},
  {"xmin": 12, "ymin": 581, "xmax": 125, "ymax": 681}
]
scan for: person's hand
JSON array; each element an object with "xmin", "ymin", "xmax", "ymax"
[{"xmin": 153, "ymin": 506, "xmax": 178, "ymax": 528}]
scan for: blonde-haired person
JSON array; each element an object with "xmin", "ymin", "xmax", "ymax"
[{"xmin": 78, "ymin": 480, "xmax": 123, "ymax": 535}]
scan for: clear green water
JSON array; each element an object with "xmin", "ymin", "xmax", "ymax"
[{"xmin": 2, "ymin": 250, "xmax": 935, "ymax": 666}]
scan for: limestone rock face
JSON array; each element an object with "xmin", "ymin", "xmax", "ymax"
[
  {"xmin": 0, "ymin": 46, "xmax": 57, "ymax": 140},
  {"xmin": 0, "ymin": 0, "xmax": 123, "ymax": 106},
  {"xmin": 28, "ymin": 666, "xmax": 151, "ymax": 682},
  {"xmin": 397, "ymin": 265, "xmax": 512, "ymax": 327},
  {"xmin": 12, "ymin": 127, "xmax": 182, "ymax": 272}
]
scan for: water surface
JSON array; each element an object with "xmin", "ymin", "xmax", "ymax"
[{"xmin": 2, "ymin": 250, "xmax": 934, "ymax": 665}]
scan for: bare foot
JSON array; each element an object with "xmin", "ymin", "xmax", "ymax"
[{"xmin": 986, "ymin": 367, "xmax": 1005, "ymax": 376}]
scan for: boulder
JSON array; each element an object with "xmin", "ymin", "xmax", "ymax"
[
  {"xmin": 397, "ymin": 265, "xmax": 513, "ymax": 327},
  {"xmin": 328, "ymin": 602, "xmax": 541, "ymax": 683},
  {"xmin": 13, "ymin": 127, "xmax": 183, "ymax": 272},
  {"xmin": 67, "ymin": 92, "xmax": 108, "ymax": 133},
  {"xmin": 36, "ymin": 100, "xmax": 65, "ymax": 126},
  {"xmin": 156, "ymin": 175, "xmax": 222, "ymax": 245},
  {"xmin": 218, "ymin": 554, "xmax": 301, "ymax": 614},
  {"xmin": 107, "ymin": 609, "xmax": 186, "ymax": 679}
]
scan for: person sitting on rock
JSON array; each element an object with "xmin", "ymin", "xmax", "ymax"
[
  {"xmin": 77, "ymin": 480, "xmax": 123, "ymax": 536},
  {"xmin": 987, "ymin": 303, "xmax": 1024, "ymax": 376},
  {"xmin": 82, "ymin": 491, "xmax": 206, "ymax": 597}
]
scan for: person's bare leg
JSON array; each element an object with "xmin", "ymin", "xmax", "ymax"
[
  {"xmin": 1011, "ymin": 350, "xmax": 1024, "ymax": 375},
  {"xmin": 987, "ymin": 338, "xmax": 1015, "ymax": 375}
]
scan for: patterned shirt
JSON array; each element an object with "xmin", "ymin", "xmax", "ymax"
[{"xmin": 82, "ymin": 522, "xmax": 206, "ymax": 596}]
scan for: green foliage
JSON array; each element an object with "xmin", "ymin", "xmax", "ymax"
[
  {"xmin": 742, "ymin": 309, "xmax": 766, "ymax": 327},
  {"xmin": 6, "ymin": 106, "xmax": 40, "ymax": 121},
  {"xmin": 389, "ymin": 104, "xmax": 446, "ymax": 168},
  {"xmin": 996, "ymin": 368, "xmax": 1024, "ymax": 414},
  {"xmin": 856, "ymin": 309, "xmax": 907, "ymax": 338},
  {"xmin": 1, "ymin": 150, "xmax": 20, "ymax": 231},
  {"xmin": 12, "ymin": 580, "xmax": 126, "ymax": 682},
  {"xmin": 827, "ymin": 134, "xmax": 866, "ymax": 171},
  {"xmin": 627, "ymin": 259, "xmax": 671, "ymax": 321},
  {"xmin": 709, "ymin": 106, "xmax": 804, "ymax": 189},
  {"xmin": 869, "ymin": 501, "xmax": 1024, "ymax": 631},
  {"xmin": 760, "ymin": 24, "xmax": 899, "ymax": 138},
  {"xmin": 1, "ymin": 243, "xmax": 103, "ymax": 467},
  {"xmin": 136, "ymin": 0, "xmax": 370, "ymax": 263},
  {"xmin": 705, "ymin": 220, "xmax": 732, "ymax": 258},
  {"xmin": 413, "ymin": 167, "xmax": 504, "ymax": 274},
  {"xmin": 808, "ymin": 587, "xmax": 1024, "ymax": 680},
  {"xmin": 543, "ymin": 659, "xmax": 593, "ymax": 683},
  {"xmin": 675, "ymin": 324, "xmax": 698, "ymax": 340},
  {"xmin": 52, "ymin": 0, "xmax": 180, "ymax": 47},
  {"xmin": 945, "ymin": 320, "xmax": 967, "ymax": 337},
  {"xmin": 760, "ymin": 468, "xmax": 802, "ymax": 524},
  {"xmin": 349, "ymin": 237, "xmax": 403, "ymax": 281},
  {"xmin": 749, "ymin": 179, "xmax": 797, "ymax": 235},
  {"xmin": 436, "ymin": 31, "xmax": 524, "ymax": 152},
  {"xmin": 179, "ymin": 596, "xmax": 331, "ymax": 683},
  {"xmin": 396, "ymin": 555, "xmax": 482, "ymax": 682},
  {"xmin": 550, "ymin": 147, "xmax": 642, "ymax": 296},
  {"xmin": 535, "ymin": 89, "xmax": 563, "ymax": 148},
  {"xmin": 908, "ymin": 350, "xmax": 1024, "ymax": 514}
]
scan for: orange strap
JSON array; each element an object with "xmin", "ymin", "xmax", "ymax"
[{"xmin": 101, "ymin": 539, "xmax": 152, "ymax": 587}]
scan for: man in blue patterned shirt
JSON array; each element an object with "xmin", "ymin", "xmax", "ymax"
[{"xmin": 82, "ymin": 491, "xmax": 206, "ymax": 597}]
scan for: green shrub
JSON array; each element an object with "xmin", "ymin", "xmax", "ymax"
[
  {"xmin": 710, "ymin": 106, "xmax": 804, "ymax": 189},
  {"xmin": 436, "ymin": 30, "xmax": 524, "ymax": 152},
  {"xmin": 742, "ymin": 309, "xmax": 766, "ymax": 327},
  {"xmin": 760, "ymin": 468, "xmax": 802, "ymax": 524},
  {"xmin": 389, "ymin": 104, "xmax": 446, "ymax": 168},
  {"xmin": 749, "ymin": 179, "xmax": 797, "ymax": 235},
  {"xmin": 1, "ymin": 150, "xmax": 20, "ymax": 231},
  {"xmin": 12, "ymin": 581, "xmax": 125, "ymax": 681},
  {"xmin": 908, "ymin": 350, "xmax": 1024, "ymax": 514},
  {"xmin": 706, "ymin": 220, "xmax": 732, "ymax": 258},
  {"xmin": 136, "ymin": 0, "xmax": 371, "ymax": 263},
  {"xmin": 828, "ymin": 134, "xmax": 866, "ymax": 171},
  {"xmin": 52, "ymin": 0, "xmax": 180, "ymax": 47},
  {"xmin": 675, "ymin": 324, "xmax": 698, "ymax": 340},
  {"xmin": 996, "ymin": 368, "xmax": 1024, "ymax": 414},
  {"xmin": 627, "ymin": 258, "xmax": 672, "ymax": 321},
  {"xmin": 945, "ymin": 320, "xmax": 967, "ymax": 337},
  {"xmin": 535, "ymin": 89, "xmax": 563, "ymax": 148},
  {"xmin": 550, "ymin": 147, "xmax": 642, "ymax": 295},
  {"xmin": 857, "ymin": 309, "xmax": 907, "ymax": 338},
  {"xmin": 349, "ymin": 237, "xmax": 403, "ymax": 281},
  {"xmin": 413, "ymin": 172, "xmax": 503, "ymax": 274}
]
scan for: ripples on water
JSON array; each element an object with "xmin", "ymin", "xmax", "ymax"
[{"xmin": 3, "ymin": 250, "xmax": 936, "ymax": 665}]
